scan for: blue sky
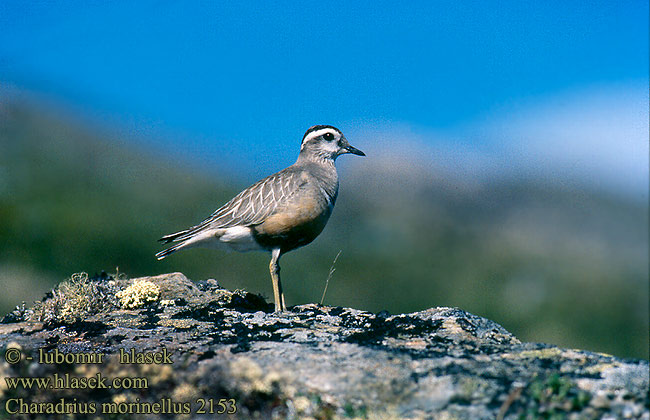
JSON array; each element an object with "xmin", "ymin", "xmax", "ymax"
[{"xmin": 1, "ymin": 1, "xmax": 648, "ymax": 192}]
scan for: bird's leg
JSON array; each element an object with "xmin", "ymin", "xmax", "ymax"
[{"xmin": 269, "ymin": 248, "xmax": 286, "ymax": 312}]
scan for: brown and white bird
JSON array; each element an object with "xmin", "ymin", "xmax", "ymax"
[{"xmin": 156, "ymin": 125, "xmax": 365, "ymax": 312}]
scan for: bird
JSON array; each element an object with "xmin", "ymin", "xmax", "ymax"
[{"xmin": 156, "ymin": 125, "xmax": 365, "ymax": 312}]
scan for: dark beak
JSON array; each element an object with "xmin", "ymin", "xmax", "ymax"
[{"xmin": 344, "ymin": 144, "xmax": 366, "ymax": 156}]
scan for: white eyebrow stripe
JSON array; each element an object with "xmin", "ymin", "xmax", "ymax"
[{"xmin": 302, "ymin": 128, "xmax": 339, "ymax": 144}]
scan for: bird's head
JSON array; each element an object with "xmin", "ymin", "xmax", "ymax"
[{"xmin": 299, "ymin": 125, "xmax": 365, "ymax": 162}]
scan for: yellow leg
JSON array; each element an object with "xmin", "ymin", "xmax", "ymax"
[{"xmin": 269, "ymin": 249, "xmax": 286, "ymax": 312}]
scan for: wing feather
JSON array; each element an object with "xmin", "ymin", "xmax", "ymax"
[{"xmin": 161, "ymin": 169, "xmax": 303, "ymax": 243}]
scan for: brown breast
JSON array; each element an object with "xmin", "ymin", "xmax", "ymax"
[{"xmin": 253, "ymin": 186, "xmax": 334, "ymax": 253}]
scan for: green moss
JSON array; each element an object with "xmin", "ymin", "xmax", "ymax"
[
  {"xmin": 519, "ymin": 373, "xmax": 591, "ymax": 419},
  {"xmin": 343, "ymin": 402, "xmax": 368, "ymax": 418}
]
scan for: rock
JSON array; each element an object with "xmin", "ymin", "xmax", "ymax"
[{"xmin": 0, "ymin": 272, "xmax": 647, "ymax": 419}]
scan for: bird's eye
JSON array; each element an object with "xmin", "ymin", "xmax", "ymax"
[{"xmin": 323, "ymin": 132, "xmax": 334, "ymax": 141}]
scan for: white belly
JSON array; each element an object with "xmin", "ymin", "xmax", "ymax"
[{"xmin": 180, "ymin": 226, "xmax": 264, "ymax": 253}]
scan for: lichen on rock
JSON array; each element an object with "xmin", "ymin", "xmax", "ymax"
[
  {"xmin": 116, "ymin": 279, "xmax": 161, "ymax": 309},
  {"xmin": 28, "ymin": 272, "xmax": 120, "ymax": 325},
  {"xmin": 0, "ymin": 272, "xmax": 647, "ymax": 420}
]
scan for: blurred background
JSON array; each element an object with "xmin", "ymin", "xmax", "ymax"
[{"xmin": 0, "ymin": 1, "xmax": 647, "ymax": 359}]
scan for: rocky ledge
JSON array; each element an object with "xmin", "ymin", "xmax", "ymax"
[{"xmin": 1, "ymin": 272, "xmax": 648, "ymax": 420}]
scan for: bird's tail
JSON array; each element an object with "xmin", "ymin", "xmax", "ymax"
[
  {"xmin": 155, "ymin": 241, "xmax": 185, "ymax": 260},
  {"xmin": 157, "ymin": 226, "xmax": 217, "ymax": 260},
  {"xmin": 158, "ymin": 229, "xmax": 191, "ymax": 244},
  {"xmin": 156, "ymin": 229, "xmax": 193, "ymax": 260}
]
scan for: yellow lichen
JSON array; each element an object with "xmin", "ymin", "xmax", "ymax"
[
  {"xmin": 112, "ymin": 394, "xmax": 128, "ymax": 404},
  {"xmin": 141, "ymin": 363, "xmax": 174, "ymax": 385},
  {"xmin": 292, "ymin": 396, "xmax": 312, "ymax": 413},
  {"xmin": 517, "ymin": 348, "xmax": 563, "ymax": 359},
  {"xmin": 172, "ymin": 383, "xmax": 199, "ymax": 402},
  {"xmin": 502, "ymin": 348, "xmax": 564, "ymax": 361},
  {"xmin": 157, "ymin": 318, "xmax": 196, "ymax": 329},
  {"xmin": 228, "ymin": 357, "xmax": 286, "ymax": 395},
  {"xmin": 585, "ymin": 362, "xmax": 620, "ymax": 375},
  {"xmin": 117, "ymin": 280, "xmax": 160, "ymax": 309}
]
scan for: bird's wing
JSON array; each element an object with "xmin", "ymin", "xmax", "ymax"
[{"xmin": 159, "ymin": 168, "xmax": 305, "ymax": 243}]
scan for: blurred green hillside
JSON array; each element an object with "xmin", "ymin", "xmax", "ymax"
[{"xmin": 0, "ymin": 101, "xmax": 647, "ymax": 359}]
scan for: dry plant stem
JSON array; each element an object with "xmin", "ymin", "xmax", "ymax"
[{"xmin": 320, "ymin": 250, "xmax": 342, "ymax": 306}]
